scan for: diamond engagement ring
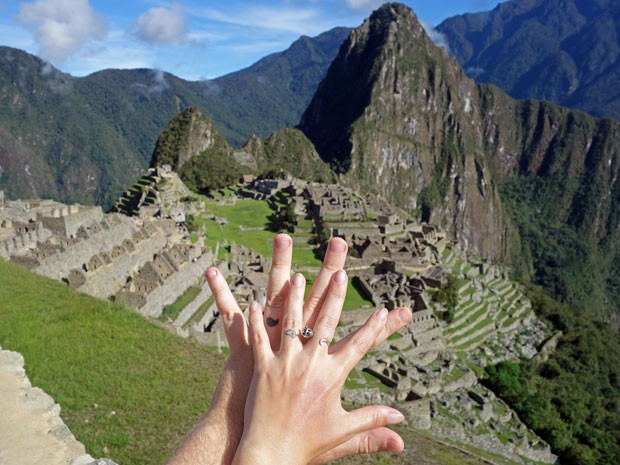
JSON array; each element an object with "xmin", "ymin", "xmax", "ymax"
[{"xmin": 301, "ymin": 326, "xmax": 314, "ymax": 338}]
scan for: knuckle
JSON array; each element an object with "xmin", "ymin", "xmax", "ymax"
[
  {"xmin": 318, "ymin": 314, "xmax": 339, "ymax": 331},
  {"xmin": 266, "ymin": 293, "xmax": 285, "ymax": 310},
  {"xmin": 354, "ymin": 337, "xmax": 370, "ymax": 356},
  {"xmin": 304, "ymin": 295, "xmax": 324, "ymax": 313},
  {"xmin": 359, "ymin": 434, "xmax": 374, "ymax": 454}
]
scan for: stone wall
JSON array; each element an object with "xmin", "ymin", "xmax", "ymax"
[
  {"xmin": 77, "ymin": 229, "xmax": 168, "ymax": 299},
  {"xmin": 0, "ymin": 226, "xmax": 52, "ymax": 259},
  {"xmin": 0, "ymin": 346, "xmax": 117, "ymax": 465},
  {"xmin": 40, "ymin": 206, "xmax": 104, "ymax": 238},
  {"xmin": 34, "ymin": 217, "xmax": 137, "ymax": 281},
  {"xmin": 138, "ymin": 250, "xmax": 215, "ymax": 318}
]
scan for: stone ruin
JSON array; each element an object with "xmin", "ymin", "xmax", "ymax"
[
  {"xmin": 0, "ymin": 178, "xmax": 558, "ymax": 465},
  {"xmin": 0, "ymin": 195, "xmax": 215, "ymax": 319}
]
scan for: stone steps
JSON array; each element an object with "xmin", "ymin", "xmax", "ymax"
[
  {"xmin": 452, "ymin": 322, "xmax": 497, "ymax": 351},
  {"xmin": 173, "ymin": 284, "xmax": 214, "ymax": 328},
  {"xmin": 450, "ymin": 301, "xmax": 486, "ymax": 329},
  {"xmin": 446, "ymin": 305, "xmax": 490, "ymax": 340}
]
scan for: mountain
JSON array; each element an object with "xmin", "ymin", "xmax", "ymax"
[
  {"xmin": 149, "ymin": 106, "xmax": 333, "ymax": 193},
  {"xmin": 436, "ymin": 0, "xmax": 620, "ymax": 122},
  {"xmin": 201, "ymin": 27, "xmax": 351, "ymax": 146},
  {"xmin": 0, "ymin": 27, "xmax": 349, "ymax": 207},
  {"xmin": 299, "ymin": 3, "xmax": 620, "ymax": 319}
]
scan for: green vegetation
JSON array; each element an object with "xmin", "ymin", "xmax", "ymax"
[
  {"xmin": 199, "ymin": 196, "xmax": 323, "ymax": 268},
  {"xmin": 160, "ymin": 286, "xmax": 202, "ymax": 321},
  {"xmin": 500, "ymin": 176, "xmax": 613, "ymax": 318},
  {"xmin": 0, "ymin": 259, "xmax": 224, "ymax": 465},
  {"xmin": 432, "ymin": 274, "xmax": 459, "ymax": 321},
  {"xmin": 483, "ymin": 288, "xmax": 620, "ymax": 465},
  {"xmin": 180, "ymin": 148, "xmax": 244, "ymax": 194}
]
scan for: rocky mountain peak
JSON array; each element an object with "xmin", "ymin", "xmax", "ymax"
[
  {"xmin": 300, "ymin": 2, "xmax": 503, "ymax": 259},
  {"xmin": 150, "ymin": 107, "xmax": 230, "ymax": 172}
]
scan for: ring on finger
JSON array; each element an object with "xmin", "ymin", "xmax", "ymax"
[
  {"xmin": 284, "ymin": 329, "xmax": 297, "ymax": 339},
  {"xmin": 301, "ymin": 326, "xmax": 314, "ymax": 339},
  {"xmin": 318, "ymin": 337, "xmax": 330, "ymax": 347}
]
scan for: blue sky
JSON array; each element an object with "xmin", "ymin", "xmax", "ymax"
[{"xmin": 0, "ymin": 0, "xmax": 502, "ymax": 80}]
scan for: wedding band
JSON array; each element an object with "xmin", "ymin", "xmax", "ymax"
[
  {"xmin": 301, "ymin": 326, "xmax": 314, "ymax": 338},
  {"xmin": 319, "ymin": 338, "xmax": 329, "ymax": 346}
]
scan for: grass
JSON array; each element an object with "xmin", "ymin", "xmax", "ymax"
[
  {"xmin": 200, "ymin": 197, "xmax": 323, "ymax": 267},
  {"xmin": 160, "ymin": 286, "xmax": 202, "ymax": 321},
  {"xmin": 303, "ymin": 274, "xmax": 374, "ymax": 311},
  {"xmin": 0, "ymin": 259, "xmax": 225, "ymax": 465}
]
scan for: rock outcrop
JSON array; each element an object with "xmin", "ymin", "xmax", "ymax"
[{"xmin": 299, "ymin": 2, "xmax": 620, "ymax": 276}]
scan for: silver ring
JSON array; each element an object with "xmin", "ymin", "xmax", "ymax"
[
  {"xmin": 301, "ymin": 326, "xmax": 314, "ymax": 338},
  {"xmin": 284, "ymin": 329, "xmax": 297, "ymax": 339},
  {"xmin": 319, "ymin": 338, "xmax": 329, "ymax": 346}
]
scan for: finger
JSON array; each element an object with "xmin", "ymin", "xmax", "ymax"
[
  {"xmin": 265, "ymin": 234, "xmax": 293, "ymax": 347},
  {"xmin": 309, "ymin": 427, "xmax": 404, "ymax": 465},
  {"xmin": 205, "ymin": 267, "xmax": 248, "ymax": 356},
  {"xmin": 311, "ymin": 269, "xmax": 347, "ymax": 349},
  {"xmin": 333, "ymin": 307, "xmax": 389, "ymax": 372},
  {"xmin": 332, "ymin": 307, "xmax": 412, "ymax": 355},
  {"xmin": 303, "ymin": 237, "xmax": 347, "ymax": 327},
  {"xmin": 281, "ymin": 273, "xmax": 306, "ymax": 353},
  {"xmin": 248, "ymin": 301, "xmax": 271, "ymax": 366},
  {"xmin": 332, "ymin": 405, "xmax": 405, "ymax": 446}
]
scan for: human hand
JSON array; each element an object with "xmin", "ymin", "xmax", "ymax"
[
  {"xmin": 233, "ymin": 268, "xmax": 410, "ymax": 465},
  {"xmin": 165, "ymin": 234, "xmax": 412, "ymax": 464}
]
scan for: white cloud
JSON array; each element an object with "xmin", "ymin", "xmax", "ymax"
[
  {"xmin": 192, "ymin": 5, "xmax": 333, "ymax": 35},
  {"xmin": 345, "ymin": 0, "xmax": 384, "ymax": 11},
  {"xmin": 132, "ymin": 3, "xmax": 187, "ymax": 45},
  {"xmin": 17, "ymin": 0, "xmax": 107, "ymax": 62},
  {"xmin": 420, "ymin": 20, "xmax": 450, "ymax": 53}
]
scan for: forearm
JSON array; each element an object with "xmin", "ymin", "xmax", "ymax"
[{"xmin": 165, "ymin": 362, "xmax": 249, "ymax": 465}]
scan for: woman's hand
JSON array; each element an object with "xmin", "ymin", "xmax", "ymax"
[
  {"xmin": 233, "ymin": 269, "xmax": 410, "ymax": 465},
  {"xmin": 165, "ymin": 234, "xmax": 412, "ymax": 465}
]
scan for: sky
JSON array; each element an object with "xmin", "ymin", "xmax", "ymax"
[{"xmin": 0, "ymin": 0, "xmax": 503, "ymax": 81}]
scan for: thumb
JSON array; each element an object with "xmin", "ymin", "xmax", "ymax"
[
  {"xmin": 308, "ymin": 427, "xmax": 404, "ymax": 465},
  {"xmin": 335, "ymin": 405, "xmax": 405, "ymax": 443}
]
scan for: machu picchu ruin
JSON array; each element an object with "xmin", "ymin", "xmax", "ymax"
[{"xmin": 0, "ymin": 173, "xmax": 558, "ymax": 465}]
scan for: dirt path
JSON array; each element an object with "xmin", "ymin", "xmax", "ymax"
[{"xmin": 0, "ymin": 347, "xmax": 94, "ymax": 465}]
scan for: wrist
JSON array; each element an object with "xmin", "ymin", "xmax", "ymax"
[{"xmin": 233, "ymin": 433, "xmax": 307, "ymax": 465}]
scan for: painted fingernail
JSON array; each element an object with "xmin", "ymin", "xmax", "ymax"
[
  {"xmin": 334, "ymin": 269, "xmax": 347, "ymax": 284},
  {"xmin": 292, "ymin": 273, "xmax": 304, "ymax": 287},
  {"xmin": 377, "ymin": 308, "xmax": 389, "ymax": 321},
  {"xmin": 206, "ymin": 268, "xmax": 218, "ymax": 279},
  {"xmin": 275, "ymin": 234, "xmax": 291, "ymax": 249},
  {"xmin": 387, "ymin": 412, "xmax": 404, "ymax": 425}
]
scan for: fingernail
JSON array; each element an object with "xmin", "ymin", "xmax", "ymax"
[
  {"xmin": 398, "ymin": 307, "xmax": 412, "ymax": 322},
  {"xmin": 292, "ymin": 273, "xmax": 305, "ymax": 287},
  {"xmin": 377, "ymin": 308, "xmax": 388, "ymax": 321},
  {"xmin": 275, "ymin": 234, "xmax": 291, "ymax": 249},
  {"xmin": 329, "ymin": 238, "xmax": 347, "ymax": 252},
  {"xmin": 249, "ymin": 301, "xmax": 259, "ymax": 312},
  {"xmin": 334, "ymin": 269, "xmax": 347, "ymax": 284},
  {"xmin": 387, "ymin": 437, "xmax": 404, "ymax": 452},
  {"xmin": 387, "ymin": 412, "xmax": 404, "ymax": 425},
  {"xmin": 206, "ymin": 268, "xmax": 218, "ymax": 279}
]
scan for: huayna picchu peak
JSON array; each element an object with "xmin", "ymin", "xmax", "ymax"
[{"xmin": 300, "ymin": 2, "xmax": 620, "ymax": 320}]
